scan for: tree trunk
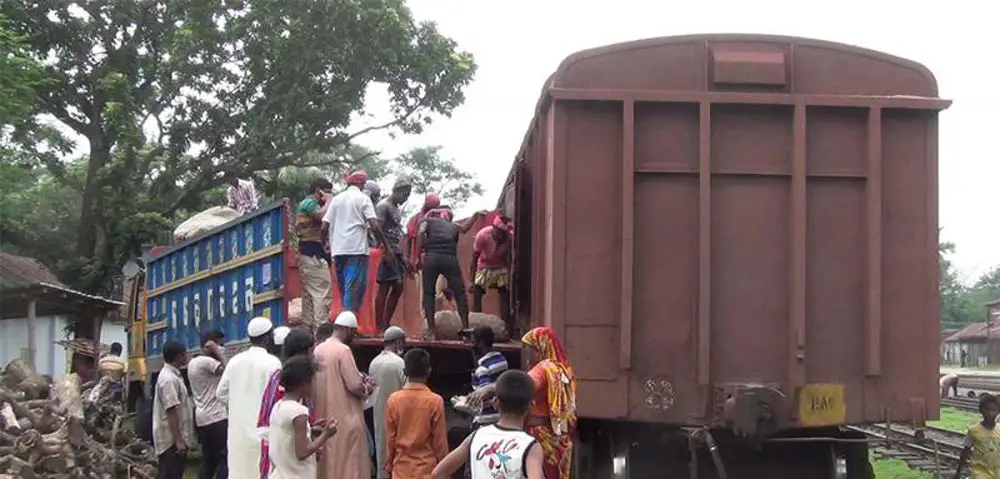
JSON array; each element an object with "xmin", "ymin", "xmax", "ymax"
[{"xmin": 76, "ymin": 137, "xmax": 109, "ymax": 260}]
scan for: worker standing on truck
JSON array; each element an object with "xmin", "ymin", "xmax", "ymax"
[
  {"xmin": 187, "ymin": 330, "xmax": 229, "ymax": 479},
  {"xmin": 314, "ymin": 311, "xmax": 376, "ymax": 479},
  {"xmin": 226, "ymin": 176, "xmax": 259, "ymax": 215},
  {"xmin": 374, "ymin": 177, "xmax": 412, "ymax": 332},
  {"xmin": 368, "ymin": 326, "xmax": 407, "ymax": 479},
  {"xmin": 406, "ymin": 193, "xmax": 442, "ymax": 316},
  {"xmin": 954, "ymin": 394, "xmax": 1000, "ymax": 479},
  {"xmin": 470, "ymin": 216, "xmax": 515, "ymax": 338},
  {"xmin": 295, "ymin": 177, "xmax": 335, "ymax": 331},
  {"xmin": 469, "ymin": 327, "xmax": 577, "ymax": 479},
  {"xmin": 322, "ymin": 170, "xmax": 394, "ymax": 317},
  {"xmin": 415, "ymin": 207, "xmax": 486, "ymax": 339},
  {"xmin": 216, "ymin": 317, "xmax": 282, "ymax": 479}
]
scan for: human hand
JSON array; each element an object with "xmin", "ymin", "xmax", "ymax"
[
  {"xmin": 174, "ymin": 438, "xmax": 188, "ymax": 455},
  {"xmin": 321, "ymin": 192, "xmax": 334, "ymax": 203},
  {"xmin": 467, "ymin": 388, "xmax": 496, "ymax": 408},
  {"xmin": 204, "ymin": 341, "xmax": 222, "ymax": 358},
  {"xmin": 322, "ymin": 418, "xmax": 338, "ymax": 437},
  {"xmin": 382, "ymin": 251, "xmax": 396, "ymax": 265}
]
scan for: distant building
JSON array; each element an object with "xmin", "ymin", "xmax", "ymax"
[{"xmin": 0, "ymin": 252, "xmax": 123, "ymax": 379}]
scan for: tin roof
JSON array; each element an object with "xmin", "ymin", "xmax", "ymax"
[
  {"xmin": 0, "ymin": 252, "xmax": 63, "ymax": 289},
  {"xmin": 945, "ymin": 323, "xmax": 991, "ymax": 342},
  {"xmin": 0, "ymin": 252, "xmax": 122, "ymax": 319}
]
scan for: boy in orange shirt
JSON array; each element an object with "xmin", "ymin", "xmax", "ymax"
[{"xmin": 385, "ymin": 348, "xmax": 449, "ymax": 478}]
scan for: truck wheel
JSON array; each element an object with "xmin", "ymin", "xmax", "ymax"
[{"xmin": 134, "ymin": 395, "xmax": 154, "ymax": 443}]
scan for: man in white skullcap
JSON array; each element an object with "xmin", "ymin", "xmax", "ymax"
[
  {"xmin": 314, "ymin": 311, "xmax": 375, "ymax": 479},
  {"xmin": 216, "ymin": 316, "xmax": 282, "ymax": 479},
  {"xmin": 270, "ymin": 326, "xmax": 291, "ymax": 356},
  {"xmin": 368, "ymin": 326, "xmax": 407, "ymax": 478}
]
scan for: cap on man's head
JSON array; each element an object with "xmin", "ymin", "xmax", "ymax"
[
  {"xmin": 363, "ymin": 180, "xmax": 381, "ymax": 197},
  {"xmin": 273, "ymin": 326, "xmax": 291, "ymax": 346},
  {"xmin": 382, "ymin": 326, "xmax": 406, "ymax": 343},
  {"xmin": 334, "ymin": 311, "xmax": 358, "ymax": 329},
  {"xmin": 247, "ymin": 316, "xmax": 274, "ymax": 338}
]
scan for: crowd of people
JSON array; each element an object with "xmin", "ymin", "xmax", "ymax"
[
  {"xmin": 151, "ymin": 316, "xmax": 577, "ymax": 479},
  {"xmin": 294, "ymin": 169, "xmax": 516, "ymax": 338},
  {"xmin": 148, "ymin": 170, "xmax": 573, "ymax": 479}
]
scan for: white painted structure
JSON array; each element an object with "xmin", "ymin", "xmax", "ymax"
[{"xmin": 0, "ymin": 314, "xmax": 128, "ymax": 380}]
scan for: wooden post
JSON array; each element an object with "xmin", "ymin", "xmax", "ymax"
[{"xmin": 26, "ymin": 300, "xmax": 36, "ymax": 369}]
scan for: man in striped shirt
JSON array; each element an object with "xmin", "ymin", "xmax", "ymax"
[
  {"xmin": 227, "ymin": 177, "xmax": 259, "ymax": 215},
  {"xmin": 470, "ymin": 326, "xmax": 508, "ymax": 427}
]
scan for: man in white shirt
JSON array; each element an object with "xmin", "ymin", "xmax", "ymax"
[
  {"xmin": 217, "ymin": 317, "xmax": 282, "ymax": 479},
  {"xmin": 322, "ymin": 170, "xmax": 394, "ymax": 316},
  {"xmin": 187, "ymin": 330, "xmax": 228, "ymax": 479}
]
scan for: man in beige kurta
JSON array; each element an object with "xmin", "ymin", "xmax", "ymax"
[{"xmin": 314, "ymin": 311, "xmax": 372, "ymax": 479}]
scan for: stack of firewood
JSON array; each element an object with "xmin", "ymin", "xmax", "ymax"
[{"xmin": 0, "ymin": 359, "xmax": 157, "ymax": 478}]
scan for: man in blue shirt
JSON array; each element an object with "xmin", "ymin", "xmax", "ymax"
[{"xmin": 470, "ymin": 326, "xmax": 509, "ymax": 427}]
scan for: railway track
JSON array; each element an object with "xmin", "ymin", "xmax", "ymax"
[
  {"xmin": 847, "ymin": 423, "xmax": 965, "ymax": 476},
  {"xmin": 942, "ymin": 396, "xmax": 980, "ymax": 413}
]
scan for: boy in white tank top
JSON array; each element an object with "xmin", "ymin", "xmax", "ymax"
[{"xmin": 432, "ymin": 370, "xmax": 545, "ymax": 479}]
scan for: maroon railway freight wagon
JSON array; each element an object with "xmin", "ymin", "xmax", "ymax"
[{"xmin": 490, "ymin": 34, "xmax": 949, "ymax": 478}]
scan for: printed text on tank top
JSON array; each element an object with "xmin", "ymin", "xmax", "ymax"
[{"xmin": 468, "ymin": 424, "xmax": 536, "ymax": 479}]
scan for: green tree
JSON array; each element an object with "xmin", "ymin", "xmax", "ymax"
[
  {"xmin": 392, "ymin": 145, "xmax": 484, "ymax": 211},
  {"xmin": 1, "ymin": 0, "xmax": 476, "ymax": 293},
  {"xmin": 0, "ymin": 13, "xmax": 48, "ymax": 126}
]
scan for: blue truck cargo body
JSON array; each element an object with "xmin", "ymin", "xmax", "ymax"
[{"xmin": 145, "ymin": 201, "xmax": 292, "ymax": 368}]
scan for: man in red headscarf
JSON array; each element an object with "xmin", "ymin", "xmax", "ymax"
[
  {"xmin": 471, "ymin": 216, "xmax": 515, "ymax": 337},
  {"xmin": 405, "ymin": 194, "xmax": 442, "ymax": 322},
  {"xmin": 323, "ymin": 170, "xmax": 394, "ymax": 316}
]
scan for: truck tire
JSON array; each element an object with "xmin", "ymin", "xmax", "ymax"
[{"xmin": 134, "ymin": 395, "xmax": 154, "ymax": 443}]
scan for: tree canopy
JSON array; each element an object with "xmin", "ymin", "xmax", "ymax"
[
  {"xmin": 0, "ymin": 0, "xmax": 480, "ymax": 295},
  {"xmin": 940, "ymin": 240, "xmax": 1000, "ymax": 330}
]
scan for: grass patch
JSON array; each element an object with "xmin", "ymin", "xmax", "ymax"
[
  {"xmin": 871, "ymin": 458, "xmax": 933, "ymax": 478},
  {"xmin": 929, "ymin": 407, "xmax": 979, "ymax": 433}
]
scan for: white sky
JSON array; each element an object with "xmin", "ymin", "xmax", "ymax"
[{"xmin": 353, "ymin": 0, "xmax": 998, "ymax": 281}]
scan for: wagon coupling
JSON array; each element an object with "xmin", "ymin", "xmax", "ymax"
[{"xmin": 684, "ymin": 427, "xmax": 730, "ymax": 479}]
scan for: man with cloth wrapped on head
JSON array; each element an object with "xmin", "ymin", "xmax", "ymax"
[
  {"xmin": 323, "ymin": 170, "xmax": 395, "ymax": 317},
  {"xmin": 471, "ymin": 215, "xmax": 515, "ymax": 338},
  {"xmin": 216, "ymin": 316, "xmax": 282, "ymax": 479}
]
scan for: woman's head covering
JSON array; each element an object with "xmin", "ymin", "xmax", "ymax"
[
  {"xmin": 344, "ymin": 170, "xmax": 368, "ymax": 186},
  {"xmin": 522, "ymin": 326, "xmax": 577, "ymax": 435},
  {"xmin": 423, "ymin": 193, "xmax": 441, "ymax": 211}
]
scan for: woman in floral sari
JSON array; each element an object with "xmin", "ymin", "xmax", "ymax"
[{"xmin": 469, "ymin": 326, "xmax": 576, "ymax": 479}]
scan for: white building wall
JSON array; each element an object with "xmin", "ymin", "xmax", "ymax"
[
  {"xmin": 100, "ymin": 320, "xmax": 129, "ymax": 356},
  {"xmin": 0, "ymin": 315, "xmax": 70, "ymax": 379}
]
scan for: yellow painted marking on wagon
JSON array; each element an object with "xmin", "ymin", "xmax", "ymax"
[{"xmin": 799, "ymin": 383, "xmax": 845, "ymax": 427}]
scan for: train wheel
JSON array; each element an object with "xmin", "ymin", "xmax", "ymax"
[{"xmin": 841, "ymin": 440, "xmax": 874, "ymax": 479}]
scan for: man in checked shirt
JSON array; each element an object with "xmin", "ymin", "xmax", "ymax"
[{"xmin": 227, "ymin": 176, "xmax": 260, "ymax": 215}]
